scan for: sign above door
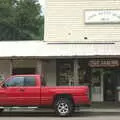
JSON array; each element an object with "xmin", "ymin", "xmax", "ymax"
[{"xmin": 88, "ymin": 59, "xmax": 119, "ymax": 67}]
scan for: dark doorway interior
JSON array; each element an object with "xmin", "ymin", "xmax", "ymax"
[
  {"xmin": 13, "ymin": 68, "xmax": 36, "ymax": 75},
  {"xmin": 104, "ymin": 69, "xmax": 119, "ymax": 101}
]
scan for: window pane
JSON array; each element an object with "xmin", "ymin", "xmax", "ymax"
[
  {"xmin": 24, "ymin": 77, "xmax": 36, "ymax": 86},
  {"xmin": 6, "ymin": 77, "xmax": 24, "ymax": 87}
]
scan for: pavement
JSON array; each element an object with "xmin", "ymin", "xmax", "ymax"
[
  {"xmin": 0, "ymin": 108, "xmax": 120, "ymax": 120},
  {"xmin": 2, "ymin": 106, "xmax": 120, "ymax": 113},
  {"xmin": 1, "ymin": 104, "xmax": 120, "ymax": 120},
  {"xmin": 1, "ymin": 102, "xmax": 120, "ymax": 113}
]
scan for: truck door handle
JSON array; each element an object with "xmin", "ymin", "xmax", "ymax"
[{"xmin": 19, "ymin": 89, "xmax": 24, "ymax": 92}]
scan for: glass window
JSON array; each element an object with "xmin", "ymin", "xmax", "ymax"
[
  {"xmin": 6, "ymin": 77, "xmax": 24, "ymax": 87},
  {"xmin": 56, "ymin": 60, "xmax": 73, "ymax": 86},
  {"xmin": 91, "ymin": 68, "xmax": 101, "ymax": 87},
  {"xmin": 24, "ymin": 77, "xmax": 36, "ymax": 86},
  {"xmin": 78, "ymin": 60, "xmax": 90, "ymax": 85}
]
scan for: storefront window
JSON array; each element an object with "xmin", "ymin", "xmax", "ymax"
[
  {"xmin": 91, "ymin": 69, "xmax": 101, "ymax": 87},
  {"xmin": 56, "ymin": 60, "xmax": 73, "ymax": 86},
  {"xmin": 78, "ymin": 60, "xmax": 90, "ymax": 85}
]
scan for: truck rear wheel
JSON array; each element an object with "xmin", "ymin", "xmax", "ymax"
[{"xmin": 54, "ymin": 98, "xmax": 73, "ymax": 117}]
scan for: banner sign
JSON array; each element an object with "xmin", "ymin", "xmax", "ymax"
[
  {"xmin": 85, "ymin": 10, "xmax": 120, "ymax": 24},
  {"xmin": 88, "ymin": 59, "xmax": 119, "ymax": 67}
]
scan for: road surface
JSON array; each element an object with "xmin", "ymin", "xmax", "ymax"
[{"xmin": 0, "ymin": 111, "xmax": 120, "ymax": 120}]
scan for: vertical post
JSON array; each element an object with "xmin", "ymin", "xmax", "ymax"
[
  {"xmin": 36, "ymin": 60, "xmax": 43, "ymax": 74},
  {"xmin": 74, "ymin": 59, "xmax": 79, "ymax": 86},
  {"xmin": 10, "ymin": 59, "xmax": 13, "ymax": 75},
  {"xmin": 101, "ymin": 68, "xmax": 104, "ymax": 102}
]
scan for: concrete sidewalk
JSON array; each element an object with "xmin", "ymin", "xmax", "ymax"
[
  {"xmin": 80, "ymin": 102, "xmax": 120, "ymax": 113},
  {"xmin": 80, "ymin": 107, "xmax": 120, "ymax": 113},
  {"xmin": 2, "ymin": 107, "xmax": 120, "ymax": 113},
  {"xmin": 2, "ymin": 102, "xmax": 120, "ymax": 113}
]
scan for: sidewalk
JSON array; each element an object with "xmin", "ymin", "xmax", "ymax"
[
  {"xmin": 3, "ymin": 102, "xmax": 120, "ymax": 113},
  {"xmin": 80, "ymin": 102, "xmax": 120, "ymax": 113},
  {"xmin": 80, "ymin": 108, "xmax": 120, "ymax": 113}
]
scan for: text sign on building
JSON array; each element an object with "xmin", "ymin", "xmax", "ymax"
[
  {"xmin": 88, "ymin": 60, "xmax": 119, "ymax": 67},
  {"xmin": 85, "ymin": 10, "xmax": 120, "ymax": 24}
]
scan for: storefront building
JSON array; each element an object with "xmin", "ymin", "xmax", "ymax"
[
  {"xmin": 44, "ymin": 0, "xmax": 120, "ymax": 102},
  {"xmin": 1, "ymin": 0, "xmax": 120, "ymax": 103},
  {"xmin": 0, "ymin": 41, "xmax": 120, "ymax": 103},
  {"xmin": 56, "ymin": 59, "xmax": 120, "ymax": 102}
]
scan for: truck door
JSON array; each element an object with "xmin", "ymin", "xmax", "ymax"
[
  {"xmin": 0, "ymin": 76, "xmax": 24, "ymax": 106},
  {"xmin": 21, "ymin": 76, "xmax": 40, "ymax": 106}
]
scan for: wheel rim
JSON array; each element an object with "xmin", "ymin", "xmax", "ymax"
[{"xmin": 58, "ymin": 102, "xmax": 69, "ymax": 114}]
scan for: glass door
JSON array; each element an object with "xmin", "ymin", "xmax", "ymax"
[
  {"xmin": 91, "ymin": 68, "xmax": 103, "ymax": 102},
  {"xmin": 103, "ymin": 69, "xmax": 118, "ymax": 101}
]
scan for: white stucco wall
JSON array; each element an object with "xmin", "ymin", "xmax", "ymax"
[{"xmin": 45, "ymin": 0, "xmax": 120, "ymax": 42}]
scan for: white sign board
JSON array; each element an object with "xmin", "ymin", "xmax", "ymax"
[{"xmin": 85, "ymin": 10, "xmax": 120, "ymax": 23}]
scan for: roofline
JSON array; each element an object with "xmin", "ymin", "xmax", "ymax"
[{"xmin": 0, "ymin": 55, "xmax": 120, "ymax": 60}]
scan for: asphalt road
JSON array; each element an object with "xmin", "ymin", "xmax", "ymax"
[{"xmin": 0, "ymin": 111, "xmax": 120, "ymax": 120}]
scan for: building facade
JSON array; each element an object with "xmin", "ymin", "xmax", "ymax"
[
  {"xmin": 0, "ymin": 0, "xmax": 120, "ymax": 103},
  {"xmin": 44, "ymin": 0, "xmax": 120, "ymax": 102},
  {"xmin": 45, "ymin": 0, "xmax": 120, "ymax": 42}
]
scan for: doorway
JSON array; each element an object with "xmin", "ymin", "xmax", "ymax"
[{"xmin": 103, "ymin": 69, "xmax": 118, "ymax": 101}]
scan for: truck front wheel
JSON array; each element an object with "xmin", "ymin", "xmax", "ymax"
[{"xmin": 54, "ymin": 98, "xmax": 73, "ymax": 117}]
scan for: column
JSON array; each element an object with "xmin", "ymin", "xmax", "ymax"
[
  {"xmin": 101, "ymin": 69, "xmax": 104, "ymax": 102},
  {"xmin": 36, "ymin": 60, "xmax": 43, "ymax": 74},
  {"xmin": 73, "ymin": 59, "xmax": 79, "ymax": 86},
  {"xmin": 10, "ymin": 59, "xmax": 13, "ymax": 75}
]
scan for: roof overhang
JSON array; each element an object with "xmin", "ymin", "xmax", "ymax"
[{"xmin": 0, "ymin": 41, "xmax": 120, "ymax": 59}]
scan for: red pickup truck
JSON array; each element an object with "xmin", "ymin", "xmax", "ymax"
[{"xmin": 0, "ymin": 74, "xmax": 91, "ymax": 116}]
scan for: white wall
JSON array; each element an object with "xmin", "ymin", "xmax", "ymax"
[{"xmin": 45, "ymin": 0, "xmax": 120, "ymax": 42}]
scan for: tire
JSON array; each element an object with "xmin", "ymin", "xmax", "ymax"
[{"xmin": 54, "ymin": 98, "xmax": 73, "ymax": 117}]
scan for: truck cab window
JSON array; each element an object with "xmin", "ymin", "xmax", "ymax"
[
  {"xmin": 5, "ymin": 77, "xmax": 24, "ymax": 87},
  {"xmin": 24, "ymin": 76, "xmax": 36, "ymax": 86}
]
